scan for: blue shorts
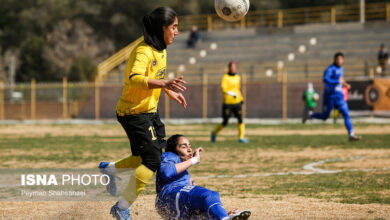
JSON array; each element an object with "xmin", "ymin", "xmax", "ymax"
[{"xmin": 156, "ymin": 185, "xmax": 226, "ymax": 220}]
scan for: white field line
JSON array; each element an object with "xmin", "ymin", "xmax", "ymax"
[{"xmin": 195, "ymin": 156, "xmax": 390, "ymax": 180}]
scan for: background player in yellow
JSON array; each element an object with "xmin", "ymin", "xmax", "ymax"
[
  {"xmin": 211, "ymin": 61, "xmax": 249, "ymax": 144},
  {"xmin": 98, "ymin": 7, "xmax": 187, "ymax": 220}
]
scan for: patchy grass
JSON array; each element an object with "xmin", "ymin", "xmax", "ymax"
[
  {"xmin": 186, "ymin": 171, "xmax": 390, "ymax": 204},
  {"xmin": 0, "ymin": 123, "xmax": 389, "ymax": 206}
]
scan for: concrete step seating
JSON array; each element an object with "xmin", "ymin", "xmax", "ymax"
[
  {"xmin": 162, "ymin": 22, "xmax": 390, "ymax": 83},
  {"xmin": 104, "ymin": 22, "xmax": 390, "ymax": 84}
]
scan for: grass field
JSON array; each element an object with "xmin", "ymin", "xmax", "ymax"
[{"xmin": 0, "ymin": 122, "xmax": 390, "ymax": 219}]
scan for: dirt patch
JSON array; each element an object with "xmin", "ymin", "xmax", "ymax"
[
  {"xmin": 0, "ymin": 149, "xmax": 62, "ymax": 157},
  {"xmin": 199, "ymin": 147, "xmax": 390, "ymax": 163},
  {"xmin": 186, "ymin": 148, "xmax": 390, "ymax": 177},
  {"xmin": 256, "ymin": 148, "xmax": 390, "ymax": 160},
  {"xmin": 99, "ymin": 138, "xmax": 128, "ymax": 142},
  {"xmin": 321, "ymin": 157, "xmax": 390, "ymax": 170},
  {"xmin": 0, "ymin": 148, "xmax": 131, "ymax": 169},
  {"xmin": 3, "ymin": 147, "xmax": 390, "ymax": 171},
  {"xmin": 0, "ymin": 195, "xmax": 389, "ymax": 219},
  {"xmin": 0, "ymin": 124, "xmax": 126, "ymax": 138}
]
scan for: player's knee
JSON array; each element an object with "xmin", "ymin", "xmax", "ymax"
[
  {"xmin": 212, "ymin": 190, "xmax": 220, "ymax": 198},
  {"xmin": 143, "ymin": 161, "xmax": 160, "ymax": 172},
  {"xmin": 341, "ymin": 112, "xmax": 350, "ymax": 120},
  {"xmin": 237, "ymin": 117, "xmax": 243, "ymax": 124},
  {"xmin": 142, "ymin": 154, "xmax": 161, "ymax": 172},
  {"xmin": 204, "ymin": 190, "xmax": 221, "ymax": 207},
  {"xmin": 206, "ymin": 190, "xmax": 220, "ymax": 201},
  {"xmin": 339, "ymin": 105, "xmax": 350, "ymax": 117}
]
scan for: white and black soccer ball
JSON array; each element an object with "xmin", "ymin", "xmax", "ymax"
[
  {"xmin": 313, "ymin": 93, "xmax": 320, "ymax": 101},
  {"xmin": 214, "ymin": 0, "xmax": 250, "ymax": 22}
]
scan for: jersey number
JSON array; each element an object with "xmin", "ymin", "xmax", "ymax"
[
  {"xmin": 148, "ymin": 126, "xmax": 157, "ymax": 140},
  {"xmin": 180, "ymin": 185, "xmax": 195, "ymax": 192}
]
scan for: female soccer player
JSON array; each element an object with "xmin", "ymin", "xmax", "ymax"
[
  {"xmin": 308, "ymin": 52, "xmax": 360, "ymax": 141},
  {"xmin": 156, "ymin": 134, "xmax": 251, "ymax": 220},
  {"xmin": 98, "ymin": 7, "xmax": 187, "ymax": 220},
  {"xmin": 211, "ymin": 61, "xmax": 248, "ymax": 144}
]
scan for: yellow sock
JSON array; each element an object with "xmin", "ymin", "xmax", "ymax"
[
  {"xmin": 238, "ymin": 123, "xmax": 245, "ymax": 139},
  {"xmin": 333, "ymin": 109, "xmax": 339, "ymax": 119},
  {"xmin": 123, "ymin": 165, "xmax": 154, "ymax": 203},
  {"xmin": 214, "ymin": 124, "xmax": 224, "ymax": 135},
  {"xmin": 115, "ymin": 155, "xmax": 142, "ymax": 169}
]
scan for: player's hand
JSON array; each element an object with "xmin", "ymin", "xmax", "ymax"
[
  {"xmin": 193, "ymin": 147, "xmax": 203, "ymax": 163},
  {"xmin": 164, "ymin": 76, "xmax": 186, "ymax": 92},
  {"xmin": 164, "ymin": 89, "xmax": 187, "ymax": 109},
  {"xmin": 340, "ymin": 77, "xmax": 350, "ymax": 89}
]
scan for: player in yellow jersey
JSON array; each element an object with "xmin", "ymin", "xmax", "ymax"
[
  {"xmin": 98, "ymin": 7, "xmax": 187, "ymax": 220},
  {"xmin": 211, "ymin": 61, "xmax": 249, "ymax": 144}
]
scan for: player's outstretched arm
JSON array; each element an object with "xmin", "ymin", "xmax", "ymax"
[
  {"xmin": 148, "ymin": 76, "xmax": 186, "ymax": 91},
  {"xmin": 128, "ymin": 73, "xmax": 186, "ymax": 91},
  {"xmin": 159, "ymin": 148, "xmax": 203, "ymax": 181},
  {"xmin": 175, "ymin": 147, "xmax": 203, "ymax": 174}
]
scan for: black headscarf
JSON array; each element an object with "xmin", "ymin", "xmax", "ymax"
[
  {"xmin": 228, "ymin": 60, "xmax": 236, "ymax": 75},
  {"xmin": 142, "ymin": 7, "xmax": 177, "ymax": 51}
]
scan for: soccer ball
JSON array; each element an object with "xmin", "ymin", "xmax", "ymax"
[
  {"xmin": 214, "ymin": 0, "xmax": 250, "ymax": 22},
  {"xmin": 313, "ymin": 93, "xmax": 320, "ymax": 101}
]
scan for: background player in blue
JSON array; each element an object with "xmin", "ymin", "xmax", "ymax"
[
  {"xmin": 155, "ymin": 134, "xmax": 251, "ymax": 220},
  {"xmin": 306, "ymin": 52, "xmax": 360, "ymax": 141}
]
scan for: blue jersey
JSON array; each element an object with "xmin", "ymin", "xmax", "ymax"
[
  {"xmin": 156, "ymin": 152, "xmax": 191, "ymax": 195},
  {"xmin": 155, "ymin": 152, "xmax": 229, "ymax": 220},
  {"xmin": 311, "ymin": 63, "xmax": 354, "ymax": 135},
  {"xmin": 323, "ymin": 64, "xmax": 343, "ymax": 96}
]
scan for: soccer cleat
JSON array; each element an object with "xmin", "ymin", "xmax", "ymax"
[
  {"xmin": 238, "ymin": 139, "xmax": 249, "ymax": 144},
  {"xmin": 110, "ymin": 202, "xmax": 131, "ymax": 220},
  {"xmin": 99, "ymin": 162, "xmax": 118, "ymax": 196},
  {"xmin": 302, "ymin": 112, "xmax": 310, "ymax": 124},
  {"xmin": 349, "ymin": 135, "xmax": 361, "ymax": 142},
  {"xmin": 229, "ymin": 210, "xmax": 251, "ymax": 220},
  {"xmin": 302, "ymin": 114, "xmax": 308, "ymax": 124},
  {"xmin": 211, "ymin": 132, "xmax": 216, "ymax": 143}
]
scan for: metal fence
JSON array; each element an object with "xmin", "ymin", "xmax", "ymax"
[
  {"xmin": 0, "ymin": 71, "xmax": 384, "ymax": 120},
  {"xmin": 0, "ymin": 79, "xmax": 96, "ymax": 120}
]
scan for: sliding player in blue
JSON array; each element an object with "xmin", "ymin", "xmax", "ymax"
[
  {"xmin": 305, "ymin": 52, "xmax": 360, "ymax": 141},
  {"xmin": 155, "ymin": 134, "xmax": 251, "ymax": 220}
]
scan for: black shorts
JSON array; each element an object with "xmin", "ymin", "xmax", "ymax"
[
  {"xmin": 222, "ymin": 103, "xmax": 243, "ymax": 124},
  {"xmin": 117, "ymin": 112, "xmax": 166, "ymax": 171}
]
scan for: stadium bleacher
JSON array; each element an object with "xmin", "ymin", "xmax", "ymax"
[
  {"xmin": 104, "ymin": 22, "xmax": 390, "ymax": 84},
  {"xmin": 92, "ymin": 21, "xmax": 390, "ymax": 118},
  {"xmin": 162, "ymin": 22, "xmax": 390, "ymax": 83}
]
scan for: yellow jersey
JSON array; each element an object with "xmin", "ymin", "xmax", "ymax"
[
  {"xmin": 116, "ymin": 40, "xmax": 166, "ymax": 116},
  {"xmin": 221, "ymin": 73, "xmax": 243, "ymax": 105}
]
